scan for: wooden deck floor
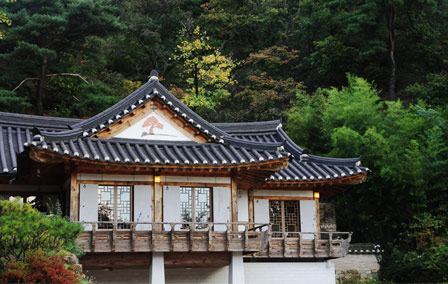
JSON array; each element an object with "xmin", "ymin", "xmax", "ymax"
[{"xmin": 76, "ymin": 222, "xmax": 351, "ymax": 259}]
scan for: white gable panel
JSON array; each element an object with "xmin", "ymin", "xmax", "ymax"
[
  {"xmin": 254, "ymin": 199, "xmax": 269, "ymax": 231},
  {"xmin": 79, "ymin": 183, "xmax": 98, "ymax": 231},
  {"xmin": 114, "ymin": 112, "xmax": 192, "ymax": 141},
  {"xmin": 213, "ymin": 187, "xmax": 230, "ymax": 231},
  {"xmin": 163, "ymin": 185, "xmax": 181, "ymax": 230},
  {"xmin": 300, "ymin": 200, "xmax": 316, "ymax": 240},
  {"xmin": 134, "ymin": 185, "xmax": 152, "ymax": 230}
]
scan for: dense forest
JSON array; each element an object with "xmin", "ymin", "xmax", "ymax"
[{"xmin": 0, "ymin": 0, "xmax": 447, "ymax": 282}]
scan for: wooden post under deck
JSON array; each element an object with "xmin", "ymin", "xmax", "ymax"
[{"xmin": 69, "ymin": 171, "xmax": 79, "ymax": 221}]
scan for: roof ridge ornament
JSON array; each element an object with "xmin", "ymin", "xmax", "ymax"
[
  {"xmin": 299, "ymin": 148, "xmax": 309, "ymax": 162},
  {"xmin": 149, "ymin": 70, "xmax": 159, "ymax": 82}
]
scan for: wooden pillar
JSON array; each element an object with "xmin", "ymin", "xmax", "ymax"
[
  {"xmin": 150, "ymin": 252, "xmax": 165, "ymax": 284},
  {"xmin": 69, "ymin": 171, "xmax": 79, "ymax": 221},
  {"xmin": 154, "ymin": 177, "xmax": 163, "ymax": 230},
  {"xmin": 248, "ymin": 191, "xmax": 254, "ymax": 224},
  {"xmin": 229, "ymin": 252, "xmax": 245, "ymax": 284},
  {"xmin": 314, "ymin": 192, "xmax": 320, "ymax": 232},
  {"xmin": 231, "ymin": 177, "xmax": 238, "ymax": 230}
]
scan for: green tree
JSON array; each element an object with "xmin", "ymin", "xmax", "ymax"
[
  {"xmin": 0, "ymin": 0, "xmax": 122, "ymax": 115},
  {"xmin": 213, "ymin": 45, "xmax": 303, "ymax": 122},
  {"xmin": 286, "ymin": 75, "xmax": 448, "ymax": 282},
  {"xmin": 172, "ymin": 26, "xmax": 237, "ymax": 111}
]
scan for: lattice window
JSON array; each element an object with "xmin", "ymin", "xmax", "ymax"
[
  {"xmin": 98, "ymin": 185, "xmax": 132, "ymax": 229},
  {"xmin": 269, "ymin": 200, "xmax": 300, "ymax": 238},
  {"xmin": 269, "ymin": 200, "xmax": 283, "ymax": 238},
  {"xmin": 180, "ymin": 187, "xmax": 211, "ymax": 229},
  {"xmin": 180, "ymin": 187, "xmax": 193, "ymax": 223},
  {"xmin": 284, "ymin": 201, "xmax": 299, "ymax": 233}
]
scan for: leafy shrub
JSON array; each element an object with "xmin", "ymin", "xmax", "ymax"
[
  {"xmin": 0, "ymin": 251, "xmax": 81, "ymax": 284},
  {"xmin": 0, "ymin": 199, "xmax": 83, "ymax": 268}
]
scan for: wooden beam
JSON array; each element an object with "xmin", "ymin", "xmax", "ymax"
[
  {"xmin": 80, "ymin": 252, "xmax": 231, "ymax": 269},
  {"xmin": 69, "ymin": 170, "xmax": 79, "ymax": 221},
  {"xmin": 250, "ymin": 196, "xmax": 314, "ymax": 201}
]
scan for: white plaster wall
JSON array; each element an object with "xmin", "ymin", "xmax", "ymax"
[
  {"xmin": 160, "ymin": 176, "xmax": 230, "ymax": 184},
  {"xmin": 253, "ymin": 189, "xmax": 313, "ymax": 197},
  {"xmin": 253, "ymin": 199, "xmax": 269, "ymax": 231},
  {"xmin": 163, "ymin": 185, "xmax": 181, "ymax": 230},
  {"xmin": 79, "ymin": 184, "xmax": 98, "ymax": 231},
  {"xmin": 244, "ymin": 262, "xmax": 335, "ymax": 284},
  {"xmin": 213, "ymin": 186, "xmax": 230, "ymax": 231},
  {"xmin": 86, "ymin": 267, "xmax": 229, "ymax": 284},
  {"xmin": 86, "ymin": 263, "xmax": 335, "ymax": 284},
  {"xmin": 237, "ymin": 190, "xmax": 248, "ymax": 231},
  {"xmin": 134, "ymin": 185, "xmax": 152, "ymax": 230},
  {"xmin": 77, "ymin": 173, "xmax": 153, "ymax": 182},
  {"xmin": 300, "ymin": 200, "xmax": 317, "ymax": 239}
]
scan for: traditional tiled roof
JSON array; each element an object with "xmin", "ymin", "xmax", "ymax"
[
  {"xmin": 40, "ymin": 78, "xmax": 227, "ymax": 143},
  {"xmin": 0, "ymin": 73, "xmax": 368, "ymax": 183},
  {"xmin": 30, "ymin": 138, "xmax": 289, "ymax": 167},
  {"xmin": 214, "ymin": 120, "xmax": 369, "ymax": 182}
]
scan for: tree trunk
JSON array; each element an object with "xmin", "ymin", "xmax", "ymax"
[
  {"xmin": 386, "ymin": 5, "xmax": 396, "ymax": 101},
  {"xmin": 194, "ymin": 65, "xmax": 199, "ymax": 98},
  {"xmin": 36, "ymin": 56, "xmax": 47, "ymax": 115}
]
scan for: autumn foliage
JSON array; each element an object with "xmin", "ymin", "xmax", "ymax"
[{"xmin": 0, "ymin": 251, "xmax": 81, "ymax": 284}]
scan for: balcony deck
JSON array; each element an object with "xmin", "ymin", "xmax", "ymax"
[
  {"xmin": 251, "ymin": 232, "xmax": 352, "ymax": 259},
  {"xmin": 76, "ymin": 222, "xmax": 351, "ymax": 259},
  {"xmin": 76, "ymin": 222, "xmax": 269, "ymax": 253}
]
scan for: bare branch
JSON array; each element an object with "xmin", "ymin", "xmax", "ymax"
[{"xmin": 12, "ymin": 73, "xmax": 90, "ymax": 92}]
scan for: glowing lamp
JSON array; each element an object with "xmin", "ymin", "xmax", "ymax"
[
  {"xmin": 154, "ymin": 176, "xmax": 161, "ymax": 183},
  {"xmin": 314, "ymin": 192, "xmax": 320, "ymax": 199}
]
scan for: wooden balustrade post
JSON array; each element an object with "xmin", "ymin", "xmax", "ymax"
[
  {"xmin": 170, "ymin": 223, "xmax": 175, "ymax": 251},
  {"xmin": 267, "ymin": 224, "xmax": 272, "ymax": 257},
  {"xmin": 91, "ymin": 223, "xmax": 96, "ymax": 252},
  {"xmin": 208, "ymin": 223, "xmax": 212, "ymax": 251},
  {"xmin": 226, "ymin": 224, "xmax": 231, "ymax": 250},
  {"xmin": 298, "ymin": 232, "xmax": 302, "ymax": 257},
  {"xmin": 282, "ymin": 232, "xmax": 287, "ymax": 257},
  {"xmin": 328, "ymin": 233, "xmax": 333, "ymax": 257},
  {"xmin": 244, "ymin": 224, "xmax": 248, "ymax": 251},
  {"xmin": 130, "ymin": 224, "xmax": 135, "ymax": 252},
  {"xmin": 112, "ymin": 222, "xmax": 117, "ymax": 252}
]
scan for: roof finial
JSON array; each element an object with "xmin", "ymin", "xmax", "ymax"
[{"xmin": 149, "ymin": 70, "xmax": 159, "ymax": 82}]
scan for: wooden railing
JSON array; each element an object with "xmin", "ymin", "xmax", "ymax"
[
  {"xmin": 76, "ymin": 222, "xmax": 351, "ymax": 258},
  {"xmin": 250, "ymin": 231, "xmax": 352, "ymax": 259},
  {"xmin": 76, "ymin": 222, "xmax": 269, "ymax": 253}
]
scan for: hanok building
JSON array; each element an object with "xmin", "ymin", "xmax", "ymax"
[{"xmin": 0, "ymin": 72, "xmax": 368, "ymax": 284}]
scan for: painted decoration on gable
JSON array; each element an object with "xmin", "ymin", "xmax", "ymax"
[{"xmin": 114, "ymin": 112, "xmax": 192, "ymax": 141}]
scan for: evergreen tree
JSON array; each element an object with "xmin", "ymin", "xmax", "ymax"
[{"xmin": 0, "ymin": 0, "xmax": 122, "ymax": 114}]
